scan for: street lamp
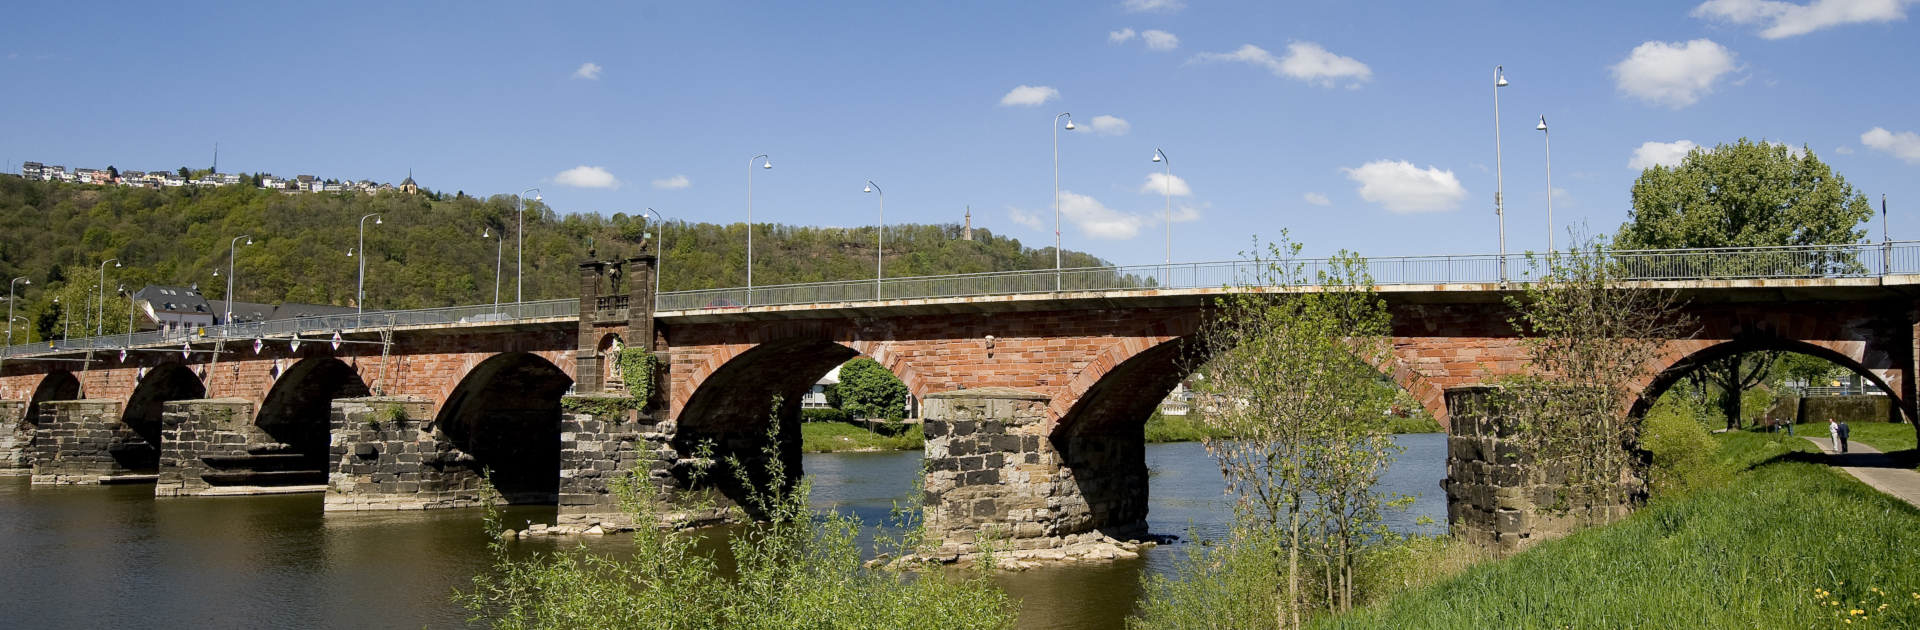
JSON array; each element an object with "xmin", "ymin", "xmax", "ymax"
[
  {"xmin": 644, "ymin": 208, "xmax": 672, "ymax": 302},
  {"xmin": 222, "ymin": 236, "xmax": 250, "ymax": 327},
  {"xmin": 517, "ymin": 189, "xmax": 541, "ymax": 305},
  {"xmin": 1054, "ymin": 112, "xmax": 1074, "ymax": 292},
  {"xmin": 1537, "ymin": 115, "xmax": 1553, "ymax": 255},
  {"xmin": 7, "ymin": 276, "xmax": 28, "ymax": 347},
  {"xmin": 121, "ymin": 284, "xmax": 134, "ymax": 351},
  {"xmin": 482, "ymin": 226, "xmax": 503, "ymax": 313},
  {"xmin": 96, "ymin": 258, "xmax": 119, "ymax": 337},
  {"xmin": 1152, "ymin": 149, "xmax": 1173, "ymax": 264},
  {"xmin": 864, "ymin": 182, "xmax": 884, "ymax": 300},
  {"xmin": 747, "ymin": 154, "xmax": 771, "ymax": 304},
  {"xmin": 355, "ymin": 213, "xmax": 381, "ymax": 315},
  {"xmin": 1493, "ymin": 66, "xmax": 1509, "ymax": 284}
]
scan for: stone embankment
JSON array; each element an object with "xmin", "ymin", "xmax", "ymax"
[
  {"xmin": 500, "ymin": 520, "xmax": 633, "ymax": 538},
  {"xmin": 877, "ymin": 533, "xmax": 1168, "ymax": 571}
]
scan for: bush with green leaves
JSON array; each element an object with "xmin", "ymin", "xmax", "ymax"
[
  {"xmin": 837, "ymin": 358, "xmax": 909, "ymax": 420},
  {"xmin": 460, "ymin": 433, "xmax": 1013, "ymax": 630}
]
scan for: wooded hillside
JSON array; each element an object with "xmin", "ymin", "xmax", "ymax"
[{"xmin": 0, "ymin": 176, "xmax": 1108, "ymax": 341}]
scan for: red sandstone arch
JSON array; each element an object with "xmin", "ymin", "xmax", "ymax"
[
  {"xmin": 1052, "ymin": 312, "xmax": 1448, "ymax": 435},
  {"xmin": 257, "ymin": 356, "xmax": 372, "ymax": 469},
  {"xmin": 434, "ymin": 352, "xmax": 573, "ymax": 504},
  {"xmin": 424, "ymin": 348, "xmax": 573, "ymax": 419},
  {"xmin": 25, "ymin": 369, "xmax": 80, "ymax": 424},
  {"xmin": 1633, "ymin": 310, "xmax": 1914, "ymax": 423},
  {"xmin": 671, "ymin": 320, "xmax": 929, "ymax": 419}
]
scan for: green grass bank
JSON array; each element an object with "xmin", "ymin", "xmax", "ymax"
[
  {"xmin": 799, "ymin": 421, "xmax": 924, "ymax": 453},
  {"xmin": 1312, "ymin": 432, "xmax": 1920, "ymax": 629}
]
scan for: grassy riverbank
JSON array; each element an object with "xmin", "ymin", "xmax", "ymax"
[
  {"xmin": 1314, "ymin": 431, "xmax": 1920, "ymax": 629},
  {"xmin": 1142, "ymin": 411, "xmax": 1441, "ymax": 443},
  {"xmin": 799, "ymin": 421, "xmax": 924, "ymax": 453},
  {"xmin": 1792, "ymin": 421, "xmax": 1918, "ymax": 456}
]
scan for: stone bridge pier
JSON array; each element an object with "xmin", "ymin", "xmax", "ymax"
[{"xmin": 920, "ymin": 388, "xmax": 1148, "ymax": 554}]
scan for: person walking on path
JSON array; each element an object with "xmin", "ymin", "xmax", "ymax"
[
  {"xmin": 1829, "ymin": 419, "xmax": 1842, "ymax": 451},
  {"xmin": 1786, "ymin": 418, "xmax": 1794, "ymax": 436},
  {"xmin": 1839, "ymin": 421, "xmax": 1852, "ymax": 453}
]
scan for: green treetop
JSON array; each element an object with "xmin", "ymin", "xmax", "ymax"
[{"xmin": 1617, "ymin": 138, "xmax": 1873, "ymax": 250}]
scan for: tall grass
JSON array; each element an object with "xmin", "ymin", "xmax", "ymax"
[{"xmin": 1314, "ymin": 432, "xmax": 1920, "ymax": 629}]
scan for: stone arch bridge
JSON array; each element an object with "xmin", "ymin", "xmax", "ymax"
[{"xmin": 2, "ymin": 251, "xmax": 1916, "ymax": 552}]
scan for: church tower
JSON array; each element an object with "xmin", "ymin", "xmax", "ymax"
[{"xmin": 963, "ymin": 206, "xmax": 973, "ymax": 241}]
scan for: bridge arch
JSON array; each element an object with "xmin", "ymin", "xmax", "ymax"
[
  {"xmin": 434, "ymin": 352, "xmax": 572, "ymax": 504},
  {"xmin": 257, "ymin": 356, "xmax": 371, "ymax": 471},
  {"xmin": 1635, "ymin": 337, "xmax": 1911, "ymax": 423},
  {"xmin": 26, "ymin": 369, "xmax": 80, "ymax": 425},
  {"xmin": 121, "ymin": 362, "xmax": 206, "ymax": 472}
]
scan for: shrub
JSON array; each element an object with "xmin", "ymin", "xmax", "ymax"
[
  {"xmin": 1641, "ymin": 394, "xmax": 1730, "ymax": 495},
  {"xmin": 801, "ymin": 408, "xmax": 851, "ymax": 424}
]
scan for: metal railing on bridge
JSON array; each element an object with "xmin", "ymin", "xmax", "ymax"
[{"xmin": 6, "ymin": 241, "xmax": 1916, "ymax": 359}]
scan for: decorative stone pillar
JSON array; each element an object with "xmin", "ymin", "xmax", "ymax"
[
  {"xmin": 0, "ymin": 400, "xmax": 28, "ymax": 475},
  {"xmin": 577, "ymin": 259, "xmax": 609, "ymax": 394},
  {"xmin": 30, "ymin": 399, "xmax": 149, "ymax": 484},
  {"xmin": 1442, "ymin": 386, "xmax": 1641, "ymax": 555},
  {"xmin": 922, "ymin": 388, "xmax": 1146, "ymax": 554}
]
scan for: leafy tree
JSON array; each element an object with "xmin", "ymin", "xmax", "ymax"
[
  {"xmin": 1617, "ymin": 138, "xmax": 1872, "ymax": 251},
  {"xmin": 836, "ymin": 357, "xmax": 908, "ymax": 420},
  {"xmin": 1617, "ymin": 139, "xmax": 1871, "ymax": 428},
  {"xmin": 177, "ymin": 167, "xmax": 190, "ymax": 179},
  {"xmin": 1155, "ymin": 235, "xmax": 1402, "ymax": 627}
]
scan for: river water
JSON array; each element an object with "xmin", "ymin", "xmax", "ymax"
[{"xmin": 0, "ymin": 436, "xmax": 1445, "ymax": 630}]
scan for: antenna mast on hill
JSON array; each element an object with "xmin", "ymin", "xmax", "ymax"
[{"xmin": 212, "ymin": 142, "xmax": 218, "ymax": 173}]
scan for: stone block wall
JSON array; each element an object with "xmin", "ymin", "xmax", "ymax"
[
  {"xmin": 30, "ymin": 400, "xmax": 151, "ymax": 484},
  {"xmin": 922, "ymin": 388, "xmax": 1145, "ymax": 554},
  {"xmin": 156, "ymin": 399, "xmax": 325, "ymax": 497},
  {"xmin": 1443, "ymin": 386, "xmax": 1640, "ymax": 555},
  {"xmin": 557, "ymin": 404, "xmax": 679, "ymax": 528},
  {"xmin": 0, "ymin": 401, "xmax": 27, "ymax": 475},
  {"xmin": 324, "ymin": 397, "xmax": 478, "ymax": 510}
]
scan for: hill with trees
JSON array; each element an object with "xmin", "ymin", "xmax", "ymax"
[{"xmin": 0, "ymin": 176, "xmax": 1110, "ymax": 342}]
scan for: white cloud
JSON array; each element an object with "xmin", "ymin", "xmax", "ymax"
[
  {"xmin": 572, "ymin": 62, "xmax": 603, "ymax": 80},
  {"xmin": 1138, "ymin": 172, "xmax": 1192, "ymax": 196},
  {"xmin": 1628, "ymin": 140, "xmax": 1699, "ymax": 170},
  {"xmin": 999, "ymin": 85, "xmax": 1060, "ymax": 107},
  {"xmin": 1141, "ymin": 30, "xmax": 1179, "ymax": 51},
  {"xmin": 1060, "ymin": 191, "xmax": 1149, "ymax": 239},
  {"xmin": 1862, "ymin": 127, "xmax": 1920, "ymax": 164},
  {"xmin": 1162, "ymin": 205, "xmax": 1202, "ymax": 222},
  {"xmin": 1303, "ymin": 192, "xmax": 1331, "ymax": 205},
  {"xmin": 1109, "ymin": 28, "xmax": 1137, "ymax": 43},
  {"xmin": 1691, "ymin": 0, "xmax": 1914, "ymax": 39},
  {"xmin": 1340, "ymin": 160, "xmax": 1468, "ymax": 213},
  {"xmin": 651, "ymin": 174, "xmax": 691, "ymax": 189},
  {"xmin": 1122, "ymin": 0, "xmax": 1186, "ymax": 13},
  {"xmin": 1074, "ymin": 114, "xmax": 1131, "ymax": 136},
  {"xmin": 1192, "ymin": 42, "xmax": 1371, "ymax": 88},
  {"xmin": 1008, "ymin": 208, "xmax": 1045, "ymax": 230},
  {"xmin": 553, "ymin": 165, "xmax": 621, "ymax": 189},
  {"xmin": 1610, "ymin": 39, "xmax": 1740, "ymax": 109},
  {"xmin": 1834, "ymin": 146, "xmax": 1856, "ymax": 154}
]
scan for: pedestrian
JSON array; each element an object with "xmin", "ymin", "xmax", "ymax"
[
  {"xmin": 1786, "ymin": 416, "xmax": 1794, "ymax": 436},
  {"xmin": 1829, "ymin": 418, "xmax": 1841, "ymax": 451},
  {"xmin": 1839, "ymin": 421, "xmax": 1851, "ymax": 453}
]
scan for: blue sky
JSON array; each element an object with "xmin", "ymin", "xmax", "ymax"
[{"xmin": 4, "ymin": 0, "xmax": 1917, "ymax": 268}]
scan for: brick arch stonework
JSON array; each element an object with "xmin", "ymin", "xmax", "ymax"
[
  {"xmin": 1634, "ymin": 310, "xmax": 1915, "ymax": 421},
  {"xmin": 1049, "ymin": 312, "xmax": 1449, "ymax": 430},
  {"xmin": 669, "ymin": 320, "xmax": 931, "ymax": 419}
]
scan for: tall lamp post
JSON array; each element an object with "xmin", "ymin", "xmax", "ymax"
[
  {"xmin": 1053, "ymin": 112, "xmax": 1074, "ymax": 291},
  {"xmin": 863, "ymin": 181, "xmax": 885, "ymax": 300},
  {"xmin": 516, "ymin": 189, "xmax": 540, "ymax": 305},
  {"xmin": 747, "ymin": 154, "xmax": 770, "ymax": 304},
  {"xmin": 1536, "ymin": 116, "xmax": 1553, "ymax": 255},
  {"xmin": 96, "ymin": 258, "xmax": 119, "ymax": 337},
  {"xmin": 1493, "ymin": 66, "xmax": 1509, "ymax": 283},
  {"xmin": 221, "ymin": 236, "xmax": 250, "ymax": 327},
  {"xmin": 643, "ymin": 208, "xmax": 672, "ymax": 304},
  {"xmin": 353, "ymin": 213, "xmax": 381, "ymax": 315},
  {"xmin": 1152, "ymin": 149, "xmax": 1173, "ymax": 264},
  {"xmin": 7, "ymin": 276, "xmax": 28, "ymax": 347},
  {"xmin": 482, "ymin": 226, "xmax": 503, "ymax": 313}
]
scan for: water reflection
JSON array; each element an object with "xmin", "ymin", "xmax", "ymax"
[{"xmin": 0, "ymin": 434, "xmax": 1445, "ymax": 630}]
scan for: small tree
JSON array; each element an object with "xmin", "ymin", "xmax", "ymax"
[
  {"xmin": 1502, "ymin": 239, "xmax": 1691, "ymax": 521},
  {"xmin": 1185, "ymin": 237, "xmax": 1401, "ymax": 627},
  {"xmin": 837, "ymin": 357, "xmax": 908, "ymax": 420}
]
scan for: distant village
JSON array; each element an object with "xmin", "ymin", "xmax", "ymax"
[{"xmin": 17, "ymin": 161, "xmax": 420, "ymax": 195}]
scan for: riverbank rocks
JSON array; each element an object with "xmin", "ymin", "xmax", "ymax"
[{"xmin": 887, "ymin": 534, "xmax": 1161, "ymax": 571}]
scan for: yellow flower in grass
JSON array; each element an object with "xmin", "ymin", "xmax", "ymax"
[{"xmin": 1851, "ymin": 609, "xmax": 1864, "ymax": 615}]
